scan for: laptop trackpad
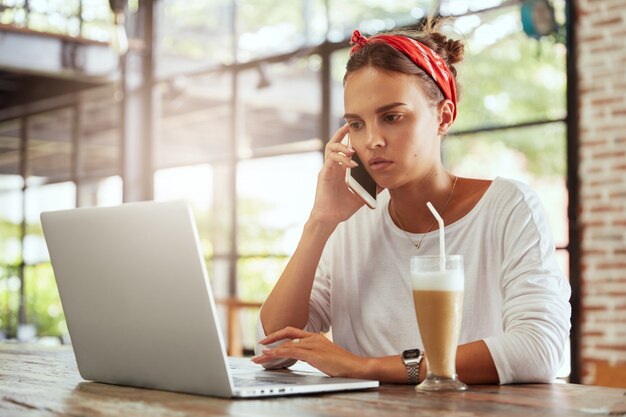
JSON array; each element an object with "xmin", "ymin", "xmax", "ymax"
[{"xmin": 229, "ymin": 357, "xmax": 338, "ymax": 386}]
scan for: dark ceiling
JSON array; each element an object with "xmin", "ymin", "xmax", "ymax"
[{"xmin": 0, "ymin": 70, "xmax": 106, "ymax": 111}]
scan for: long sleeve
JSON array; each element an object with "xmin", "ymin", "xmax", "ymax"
[
  {"xmin": 254, "ymin": 255, "xmax": 332, "ymax": 369},
  {"xmin": 483, "ymin": 184, "xmax": 571, "ymax": 384}
]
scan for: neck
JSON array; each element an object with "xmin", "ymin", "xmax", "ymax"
[{"xmin": 389, "ymin": 168, "xmax": 457, "ymax": 234}]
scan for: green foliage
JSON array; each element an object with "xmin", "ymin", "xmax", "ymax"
[
  {"xmin": 161, "ymin": 0, "xmax": 233, "ymax": 61},
  {"xmin": 446, "ymin": 122, "xmax": 566, "ymax": 177},
  {"xmin": 24, "ymin": 264, "xmax": 66, "ymax": 337},
  {"xmin": 239, "ymin": 0, "xmax": 304, "ymax": 31},
  {"xmin": 456, "ymin": 32, "xmax": 566, "ymax": 131},
  {"xmin": 236, "ymin": 196, "xmax": 293, "ymax": 302},
  {"xmin": 0, "ymin": 219, "xmax": 21, "ymax": 265},
  {"xmin": 238, "ymin": 256, "xmax": 289, "ymax": 303},
  {"xmin": 238, "ymin": 196, "xmax": 291, "ymax": 255},
  {"xmin": 0, "ymin": 264, "xmax": 20, "ymax": 338}
]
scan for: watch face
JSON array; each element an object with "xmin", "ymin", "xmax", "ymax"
[{"xmin": 403, "ymin": 349, "xmax": 421, "ymax": 360}]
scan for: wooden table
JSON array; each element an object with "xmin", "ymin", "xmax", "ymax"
[{"xmin": 1, "ymin": 343, "xmax": 625, "ymax": 417}]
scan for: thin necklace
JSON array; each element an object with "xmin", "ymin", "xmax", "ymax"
[{"xmin": 390, "ymin": 176, "xmax": 458, "ymax": 251}]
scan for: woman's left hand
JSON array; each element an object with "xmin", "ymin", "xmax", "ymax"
[{"xmin": 252, "ymin": 326, "xmax": 368, "ymax": 379}]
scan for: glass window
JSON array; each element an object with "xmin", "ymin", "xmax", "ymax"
[
  {"xmin": 238, "ymin": 57, "xmax": 322, "ymax": 156},
  {"xmin": 0, "ymin": 0, "xmax": 99, "ymax": 38},
  {"xmin": 238, "ymin": 0, "xmax": 327, "ymax": 60},
  {"xmin": 0, "ymin": 0, "xmax": 572, "ymax": 360},
  {"xmin": 448, "ymin": 5, "xmax": 567, "ymax": 131},
  {"xmin": 0, "ymin": 0, "xmax": 25, "ymax": 26},
  {"xmin": 236, "ymin": 152, "xmax": 321, "ymax": 351},
  {"xmin": 27, "ymin": 108, "xmax": 73, "ymax": 186},
  {"xmin": 330, "ymin": 48, "xmax": 350, "ymax": 128},
  {"xmin": 0, "ymin": 190, "xmax": 22, "ymax": 265},
  {"xmin": 0, "ymin": 187, "xmax": 23, "ymax": 339},
  {"xmin": 0, "ymin": 175, "xmax": 23, "ymax": 192},
  {"xmin": 445, "ymin": 122, "xmax": 568, "ymax": 248},
  {"xmin": 0, "ymin": 263, "xmax": 21, "ymax": 339},
  {"xmin": 327, "ymin": 0, "xmax": 436, "ymax": 40},
  {"xmin": 237, "ymin": 152, "xmax": 321, "ymax": 289},
  {"xmin": 24, "ymin": 182, "xmax": 76, "ymax": 265},
  {"xmin": 159, "ymin": 0, "xmax": 234, "ymax": 74},
  {"xmin": 330, "ymin": 4, "xmax": 567, "ymax": 133},
  {"xmin": 27, "ymin": 0, "xmax": 81, "ymax": 35},
  {"xmin": 237, "ymin": 300, "xmax": 265, "ymax": 352},
  {"xmin": 24, "ymin": 263, "xmax": 66, "ymax": 338},
  {"xmin": 80, "ymin": 89, "xmax": 122, "ymax": 180},
  {"xmin": 157, "ymin": 72, "xmax": 233, "ymax": 169},
  {"xmin": 440, "ymin": 0, "xmax": 510, "ymax": 15},
  {"xmin": 154, "ymin": 164, "xmax": 215, "ymax": 276},
  {"xmin": 0, "ymin": 119, "xmax": 23, "ymax": 189},
  {"xmin": 80, "ymin": 0, "xmax": 113, "ymax": 43},
  {"xmin": 77, "ymin": 175, "xmax": 123, "ymax": 208}
]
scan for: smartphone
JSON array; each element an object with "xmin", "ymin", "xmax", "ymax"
[{"xmin": 344, "ymin": 136, "xmax": 377, "ymax": 209}]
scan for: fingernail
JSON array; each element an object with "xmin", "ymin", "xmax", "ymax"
[
  {"xmin": 259, "ymin": 337, "xmax": 268, "ymax": 344},
  {"xmin": 251, "ymin": 355, "xmax": 261, "ymax": 362},
  {"xmin": 350, "ymin": 160, "xmax": 358, "ymax": 167},
  {"xmin": 262, "ymin": 348, "xmax": 272, "ymax": 354}
]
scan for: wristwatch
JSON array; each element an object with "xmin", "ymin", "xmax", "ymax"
[{"xmin": 401, "ymin": 348, "xmax": 424, "ymax": 385}]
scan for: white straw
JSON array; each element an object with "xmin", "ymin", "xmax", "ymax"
[{"xmin": 426, "ymin": 201, "xmax": 446, "ymax": 271}]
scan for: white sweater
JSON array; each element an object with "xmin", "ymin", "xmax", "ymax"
[{"xmin": 256, "ymin": 177, "xmax": 571, "ymax": 384}]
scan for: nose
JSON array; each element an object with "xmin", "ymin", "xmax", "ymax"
[{"xmin": 365, "ymin": 125, "xmax": 385, "ymax": 149}]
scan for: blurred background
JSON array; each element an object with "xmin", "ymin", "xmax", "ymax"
[{"xmin": 0, "ymin": 0, "xmax": 623, "ymax": 387}]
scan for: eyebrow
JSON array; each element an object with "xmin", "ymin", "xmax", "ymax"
[{"xmin": 343, "ymin": 102, "xmax": 407, "ymax": 120}]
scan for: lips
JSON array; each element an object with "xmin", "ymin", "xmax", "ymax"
[{"xmin": 368, "ymin": 157, "xmax": 393, "ymax": 171}]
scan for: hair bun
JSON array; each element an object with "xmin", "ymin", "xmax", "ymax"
[{"xmin": 419, "ymin": 20, "xmax": 465, "ymax": 73}]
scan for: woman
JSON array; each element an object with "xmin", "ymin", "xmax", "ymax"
[{"xmin": 251, "ymin": 20, "xmax": 571, "ymax": 385}]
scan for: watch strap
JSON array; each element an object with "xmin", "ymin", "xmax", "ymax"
[
  {"xmin": 406, "ymin": 361, "xmax": 420, "ymax": 385},
  {"xmin": 401, "ymin": 349, "xmax": 423, "ymax": 385}
]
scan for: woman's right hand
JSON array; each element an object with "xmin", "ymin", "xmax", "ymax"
[{"xmin": 309, "ymin": 124, "xmax": 365, "ymax": 227}]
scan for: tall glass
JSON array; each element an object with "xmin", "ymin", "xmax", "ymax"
[{"xmin": 411, "ymin": 255, "xmax": 468, "ymax": 392}]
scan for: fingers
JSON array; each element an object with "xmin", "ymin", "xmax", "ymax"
[
  {"xmin": 324, "ymin": 124, "xmax": 353, "ymax": 157},
  {"xmin": 333, "ymin": 142, "xmax": 356, "ymax": 157},
  {"xmin": 325, "ymin": 139, "xmax": 355, "ymax": 161},
  {"xmin": 251, "ymin": 345, "xmax": 312, "ymax": 365},
  {"xmin": 258, "ymin": 326, "xmax": 313, "ymax": 346},
  {"xmin": 252, "ymin": 337, "xmax": 317, "ymax": 365},
  {"xmin": 327, "ymin": 150, "xmax": 358, "ymax": 168},
  {"xmin": 328, "ymin": 123, "xmax": 350, "ymax": 144}
]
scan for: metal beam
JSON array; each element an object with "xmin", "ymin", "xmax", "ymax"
[
  {"xmin": 565, "ymin": 0, "xmax": 581, "ymax": 384},
  {"xmin": 18, "ymin": 115, "xmax": 27, "ymax": 332},
  {"xmin": 121, "ymin": 1, "xmax": 156, "ymax": 202},
  {"xmin": 228, "ymin": 0, "xmax": 239, "ymax": 299}
]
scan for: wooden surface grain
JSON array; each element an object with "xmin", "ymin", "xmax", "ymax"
[{"xmin": 1, "ymin": 343, "xmax": 625, "ymax": 417}]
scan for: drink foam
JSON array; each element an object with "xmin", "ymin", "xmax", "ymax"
[{"xmin": 411, "ymin": 269, "xmax": 464, "ymax": 291}]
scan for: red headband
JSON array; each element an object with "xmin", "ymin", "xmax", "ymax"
[{"xmin": 350, "ymin": 29, "xmax": 458, "ymax": 122}]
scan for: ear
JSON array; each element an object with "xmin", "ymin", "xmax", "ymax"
[{"xmin": 437, "ymin": 99, "xmax": 455, "ymax": 136}]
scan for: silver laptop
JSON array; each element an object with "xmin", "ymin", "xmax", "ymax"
[{"xmin": 40, "ymin": 200, "xmax": 378, "ymax": 398}]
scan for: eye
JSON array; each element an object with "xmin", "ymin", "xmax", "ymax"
[
  {"xmin": 383, "ymin": 113, "xmax": 402, "ymax": 123},
  {"xmin": 348, "ymin": 120, "xmax": 364, "ymax": 130}
]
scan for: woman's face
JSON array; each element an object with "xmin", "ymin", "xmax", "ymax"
[{"xmin": 343, "ymin": 66, "xmax": 447, "ymax": 190}]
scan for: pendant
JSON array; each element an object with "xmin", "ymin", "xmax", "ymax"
[{"xmin": 414, "ymin": 243, "xmax": 421, "ymax": 250}]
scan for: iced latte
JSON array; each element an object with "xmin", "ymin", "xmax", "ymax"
[{"xmin": 411, "ymin": 255, "xmax": 468, "ymax": 391}]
